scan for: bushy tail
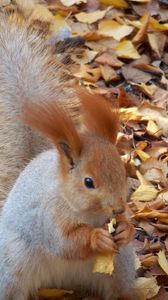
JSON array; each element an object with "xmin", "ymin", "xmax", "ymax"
[{"xmin": 0, "ymin": 13, "xmax": 80, "ymax": 207}]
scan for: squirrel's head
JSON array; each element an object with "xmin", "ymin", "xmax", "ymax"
[{"xmin": 23, "ymin": 89, "xmax": 127, "ymax": 225}]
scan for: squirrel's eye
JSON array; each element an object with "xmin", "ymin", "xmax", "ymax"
[{"xmin": 84, "ymin": 177, "xmax": 95, "ymax": 189}]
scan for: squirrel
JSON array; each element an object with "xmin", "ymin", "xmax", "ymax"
[
  {"xmin": 0, "ymin": 11, "xmax": 143, "ymax": 300},
  {"xmin": 0, "ymin": 89, "xmax": 142, "ymax": 300}
]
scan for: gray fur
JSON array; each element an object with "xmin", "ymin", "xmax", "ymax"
[{"xmin": 0, "ymin": 14, "xmax": 79, "ymax": 207}]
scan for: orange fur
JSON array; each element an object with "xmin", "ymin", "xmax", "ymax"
[
  {"xmin": 22, "ymin": 101, "xmax": 82, "ymax": 157},
  {"xmin": 60, "ymin": 222, "xmax": 94, "ymax": 259},
  {"xmin": 77, "ymin": 88, "xmax": 120, "ymax": 144}
]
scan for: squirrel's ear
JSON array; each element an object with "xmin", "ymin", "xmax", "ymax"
[
  {"xmin": 22, "ymin": 101, "xmax": 82, "ymax": 167},
  {"xmin": 76, "ymin": 88, "xmax": 120, "ymax": 144}
]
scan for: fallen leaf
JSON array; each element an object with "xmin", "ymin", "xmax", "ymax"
[
  {"xmin": 158, "ymin": 251, "xmax": 168, "ymax": 275},
  {"xmin": 93, "ymin": 219, "xmax": 116, "ymax": 275},
  {"xmin": 92, "ymin": 253, "xmax": 114, "ymax": 275},
  {"xmin": 75, "ymin": 9, "xmax": 109, "ymax": 24},
  {"xmin": 98, "ymin": 20, "xmax": 133, "ymax": 41},
  {"xmin": 135, "ymin": 149, "xmax": 150, "ymax": 161},
  {"xmin": 134, "ymin": 277, "xmax": 160, "ymax": 299},
  {"xmin": 150, "ymin": 16, "xmax": 168, "ymax": 31},
  {"xmin": 146, "ymin": 120, "xmax": 163, "ymax": 138},
  {"xmin": 121, "ymin": 65, "xmax": 152, "ymax": 83},
  {"xmin": 74, "ymin": 65, "xmax": 101, "ymax": 82},
  {"xmin": 131, "ymin": 170, "xmax": 158, "ymax": 202},
  {"xmin": 95, "ymin": 53, "xmax": 123, "ymax": 67},
  {"xmin": 60, "ymin": 0, "xmax": 86, "ymax": 7},
  {"xmin": 100, "ymin": 0, "xmax": 128, "ymax": 8},
  {"xmin": 38, "ymin": 288, "xmax": 73, "ymax": 299},
  {"xmin": 100, "ymin": 65, "xmax": 120, "ymax": 81},
  {"xmin": 115, "ymin": 40, "xmax": 141, "ymax": 59},
  {"xmin": 134, "ymin": 206, "xmax": 168, "ymax": 221},
  {"xmin": 71, "ymin": 49, "xmax": 98, "ymax": 64},
  {"xmin": 133, "ymin": 12, "xmax": 150, "ymax": 43}
]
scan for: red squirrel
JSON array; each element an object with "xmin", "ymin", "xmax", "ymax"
[
  {"xmin": 0, "ymin": 11, "xmax": 143, "ymax": 300},
  {"xmin": 0, "ymin": 89, "xmax": 143, "ymax": 299}
]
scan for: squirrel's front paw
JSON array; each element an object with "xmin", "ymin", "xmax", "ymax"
[
  {"xmin": 91, "ymin": 228, "xmax": 118, "ymax": 253},
  {"xmin": 113, "ymin": 217, "xmax": 135, "ymax": 247}
]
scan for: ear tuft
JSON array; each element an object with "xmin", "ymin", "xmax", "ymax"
[
  {"xmin": 77, "ymin": 88, "xmax": 120, "ymax": 144},
  {"xmin": 22, "ymin": 100, "xmax": 82, "ymax": 157}
]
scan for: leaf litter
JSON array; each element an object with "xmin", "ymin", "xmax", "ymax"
[{"xmin": 1, "ymin": 0, "xmax": 168, "ymax": 299}]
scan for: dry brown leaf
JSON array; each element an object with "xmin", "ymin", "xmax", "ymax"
[
  {"xmin": 100, "ymin": 65, "xmax": 120, "ymax": 81},
  {"xmin": 100, "ymin": 0, "xmax": 128, "ymax": 8},
  {"xmin": 98, "ymin": 20, "xmax": 133, "ymax": 41},
  {"xmin": 139, "ymin": 102, "xmax": 168, "ymax": 137},
  {"xmin": 75, "ymin": 9, "xmax": 109, "ymax": 24},
  {"xmin": 140, "ymin": 158, "xmax": 168, "ymax": 185},
  {"xmin": 158, "ymin": 251, "xmax": 168, "ymax": 275},
  {"xmin": 121, "ymin": 65, "xmax": 152, "ymax": 83},
  {"xmin": 115, "ymin": 40, "xmax": 141, "ymax": 59},
  {"xmin": 133, "ymin": 12, "xmax": 150, "ymax": 43},
  {"xmin": 95, "ymin": 53, "xmax": 123, "ymax": 67}
]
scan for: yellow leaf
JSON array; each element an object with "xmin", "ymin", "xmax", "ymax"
[
  {"xmin": 120, "ymin": 107, "xmax": 142, "ymax": 122},
  {"xmin": 75, "ymin": 9, "xmax": 109, "ymax": 24},
  {"xmin": 146, "ymin": 120, "xmax": 163, "ymax": 138},
  {"xmin": 131, "ymin": 171, "xmax": 158, "ymax": 201},
  {"xmin": 134, "ymin": 277, "xmax": 160, "ymax": 299},
  {"xmin": 100, "ymin": 0, "xmax": 128, "ymax": 8},
  {"xmin": 130, "ymin": 0, "xmax": 149, "ymax": 2},
  {"xmin": 135, "ymin": 150, "xmax": 150, "ymax": 161},
  {"xmin": 53, "ymin": 14, "xmax": 71, "ymax": 32},
  {"xmin": 134, "ymin": 206, "xmax": 168, "ymax": 220},
  {"xmin": 148, "ymin": 33, "xmax": 161, "ymax": 58},
  {"xmin": 98, "ymin": 20, "xmax": 133, "ymax": 41},
  {"xmin": 38, "ymin": 289, "xmax": 73, "ymax": 299},
  {"xmin": 93, "ymin": 253, "xmax": 114, "ymax": 275},
  {"xmin": 74, "ymin": 65, "xmax": 101, "ymax": 82},
  {"xmin": 60, "ymin": 0, "xmax": 86, "ymax": 7},
  {"xmin": 115, "ymin": 40, "xmax": 140, "ymax": 59},
  {"xmin": 150, "ymin": 17, "xmax": 168, "ymax": 31},
  {"xmin": 140, "ymin": 83, "xmax": 157, "ymax": 96},
  {"xmin": 158, "ymin": 250, "xmax": 168, "ymax": 275},
  {"xmin": 71, "ymin": 49, "xmax": 98, "ymax": 64},
  {"xmin": 92, "ymin": 219, "xmax": 116, "ymax": 275}
]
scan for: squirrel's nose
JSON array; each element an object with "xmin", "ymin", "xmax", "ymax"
[
  {"xmin": 113, "ymin": 197, "xmax": 125, "ymax": 215},
  {"xmin": 113, "ymin": 206, "xmax": 125, "ymax": 215}
]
